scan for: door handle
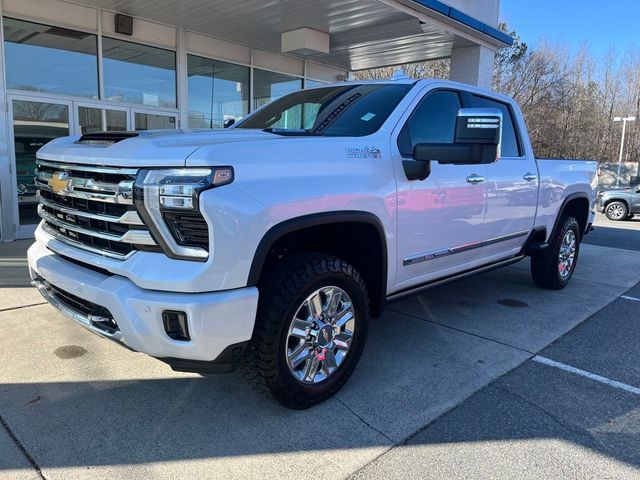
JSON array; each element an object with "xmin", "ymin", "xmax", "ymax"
[
  {"xmin": 466, "ymin": 174, "xmax": 485, "ymax": 185},
  {"xmin": 523, "ymin": 172, "xmax": 538, "ymax": 182}
]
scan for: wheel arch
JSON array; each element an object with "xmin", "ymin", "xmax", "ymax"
[
  {"xmin": 551, "ymin": 193, "xmax": 590, "ymax": 240},
  {"xmin": 247, "ymin": 211, "xmax": 388, "ymax": 318},
  {"xmin": 603, "ymin": 197, "xmax": 630, "ymax": 210}
]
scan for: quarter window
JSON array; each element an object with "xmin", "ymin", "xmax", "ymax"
[{"xmin": 398, "ymin": 90, "xmax": 461, "ymax": 156}]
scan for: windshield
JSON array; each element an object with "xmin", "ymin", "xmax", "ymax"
[{"xmin": 235, "ymin": 84, "xmax": 412, "ymax": 136}]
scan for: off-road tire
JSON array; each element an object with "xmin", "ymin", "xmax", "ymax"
[
  {"xmin": 242, "ymin": 253, "xmax": 369, "ymax": 409},
  {"xmin": 531, "ymin": 215, "xmax": 581, "ymax": 290}
]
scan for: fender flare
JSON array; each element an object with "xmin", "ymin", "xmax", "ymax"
[
  {"xmin": 550, "ymin": 192, "xmax": 591, "ymax": 240},
  {"xmin": 247, "ymin": 210, "xmax": 388, "ymax": 314}
]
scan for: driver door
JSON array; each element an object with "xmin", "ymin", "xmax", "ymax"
[{"xmin": 392, "ymin": 88, "xmax": 488, "ymax": 291}]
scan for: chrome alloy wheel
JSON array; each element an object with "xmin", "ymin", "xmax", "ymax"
[
  {"xmin": 606, "ymin": 203, "xmax": 626, "ymax": 220},
  {"xmin": 558, "ymin": 230, "xmax": 577, "ymax": 279},
  {"xmin": 285, "ymin": 286, "xmax": 355, "ymax": 385}
]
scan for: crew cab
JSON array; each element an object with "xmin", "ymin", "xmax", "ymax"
[{"xmin": 28, "ymin": 79, "xmax": 598, "ymax": 408}]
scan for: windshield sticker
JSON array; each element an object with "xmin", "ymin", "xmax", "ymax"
[
  {"xmin": 361, "ymin": 112, "xmax": 376, "ymax": 122},
  {"xmin": 346, "ymin": 147, "xmax": 382, "ymax": 159}
]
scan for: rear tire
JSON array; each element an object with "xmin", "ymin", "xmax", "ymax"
[
  {"xmin": 243, "ymin": 253, "xmax": 369, "ymax": 409},
  {"xmin": 531, "ymin": 215, "xmax": 581, "ymax": 290},
  {"xmin": 605, "ymin": 201, "xmax": 628, "ymax": 221}
]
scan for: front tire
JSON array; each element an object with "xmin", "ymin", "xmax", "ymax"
[
  {"xmin": 531, "ymin": 215, "xmax": 581, "ymax": 290},
  {"xmin": 605, "ymin": 201, "xmax": 628, "ymax": 221},
  {"xmin": 243, "ymin": 253, "xmax": 369, "ymax": 409}
]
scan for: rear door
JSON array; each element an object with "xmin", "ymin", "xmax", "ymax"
[{"xmin": 465, "ymin": 93, "xmax": 537, "ymax": 258}]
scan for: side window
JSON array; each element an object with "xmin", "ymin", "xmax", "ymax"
[
  {"xmin": 468, "ymin": 95, "xmax": 521, "ymax": 157},
  {"xmin": 398, "ymin": 90, "xmax": 461, "ymax": 156}
]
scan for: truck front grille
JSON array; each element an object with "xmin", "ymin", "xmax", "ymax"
[{"xmin": 36, "ymin": 160, "xmax": 159, "ymax": 260}]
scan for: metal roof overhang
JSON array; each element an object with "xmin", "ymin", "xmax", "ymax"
[{"xmin": 73, "ymin": 0, "xmax": 512, "ymax": 71}]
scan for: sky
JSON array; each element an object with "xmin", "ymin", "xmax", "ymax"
[{"xmin": 499, "ymin": 0, "xmax": 639, "ymax": 56}]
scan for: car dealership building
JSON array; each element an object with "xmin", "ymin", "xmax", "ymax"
[{"xmin": 0, "ymin": 0, "xmax": 510, "ymax": 241}]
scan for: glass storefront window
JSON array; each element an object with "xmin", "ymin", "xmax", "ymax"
[
  {"xmin": 3, "ymin": 18, "xmax": 98, "ymax": 98},
  {"xmin": 102, "ymin": 37, "xmax": 177, "ymax": 108},
  {"xmin": 12, "ymin": 100, "xmax": 70, "ymax": 225},
  {"xmin": 134, "ymin": 112, "xmax": 177, "ymax": 130},
  {"xmin": 187, "ymin": 55, "xmax": 249, "ymax": 128},
  {"xmin": 253, "ymin": 69, "xmax": 302, "ymax": 109},
  {"xmin": 78, "ymin": 107, "xmax": 127, "ymax": 133},
  {"xmin": 304, "ymin": 79, "xmax": 326, "ymax": 89}
]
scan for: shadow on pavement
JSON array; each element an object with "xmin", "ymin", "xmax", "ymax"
[{"xmin": 1, "ymin": 363, "xmax": 639, "ymax": 473}]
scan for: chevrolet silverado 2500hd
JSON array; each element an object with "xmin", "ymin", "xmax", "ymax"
[{"xmin": 28, "ymin": 79, "xmax": 598, "ymax": 408}]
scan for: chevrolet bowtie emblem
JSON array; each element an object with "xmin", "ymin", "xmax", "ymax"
[{"xmin": 48, "ymin": 172, "xmax": 71, "ymax": 194}]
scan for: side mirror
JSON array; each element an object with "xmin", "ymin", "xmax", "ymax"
[
  {"xmin": 413, "ymin": 108, "xmax": 502, "ymax": 165},
  {"xmin": 223, "ymin": 118, "xmax": 236, "ymax": 128}
]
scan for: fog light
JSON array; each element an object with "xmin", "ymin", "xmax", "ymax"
[{"xmin": 162, "ymin": 310, "xmax": 190, "ymax": 341}]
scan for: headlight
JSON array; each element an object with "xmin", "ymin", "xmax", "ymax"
[{"xmin": 134, "ymin": 167, "xmax": 234, "ymax": 261}]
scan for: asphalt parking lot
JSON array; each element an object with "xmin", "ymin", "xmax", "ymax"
[{"xmin": 1, "ymin": 213, "xmax": 639, "ymax": 480}]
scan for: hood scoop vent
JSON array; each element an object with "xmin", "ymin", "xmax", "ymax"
[{"xmin": 76, "ymin": 132, "xmax": 139, "ymax": 145}]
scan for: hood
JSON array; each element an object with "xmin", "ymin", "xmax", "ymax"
[{"xmin": 36, "ymin": 128, "xmax": 278, "ymax": 167}]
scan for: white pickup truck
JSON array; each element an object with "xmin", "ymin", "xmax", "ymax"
[{"xmin": 28, "ymin": 79, "xmax": 598, "ymax": 408}]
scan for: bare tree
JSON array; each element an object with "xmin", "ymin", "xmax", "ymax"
[{"xmin": 353, "ymin": 24, "xmax": 638, "ymax": 165}]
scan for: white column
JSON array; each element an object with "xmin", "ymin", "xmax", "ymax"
[
  {"xmin": 176, "ymin": 26, "xmax": 188, "ymax": 129},
  {"xmin": 449, "ymin": 45, "xmax": 495, "ymax": 89},
  {"xmin": 0, "ymin": 7, "xmax": 15, "ymax": 241}
]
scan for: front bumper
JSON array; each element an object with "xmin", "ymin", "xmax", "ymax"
[{"xmin": 28, "ymin": 241, "xmax": 259, "ymax": 369}]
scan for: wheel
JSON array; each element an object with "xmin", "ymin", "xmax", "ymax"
[
  {"xmin": 243, "ymin": 253, "xmax": 369, "ymax": 409},
  {"xmin": 605, "ymin": 201, "xmax": 628, "ymax": 221},
  {"xmin": 531, "ymin": 215, "xmax": 581, "ymax": 290}
]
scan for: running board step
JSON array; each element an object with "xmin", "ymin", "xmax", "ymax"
[{"xmin": 386, "ymin": 255, "xmax": 525, "ymax": 303}]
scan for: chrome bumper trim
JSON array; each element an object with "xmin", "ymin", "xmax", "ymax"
[{"xmin": 32, "ymin": 277, "xmax": 124, "ymax": 343}]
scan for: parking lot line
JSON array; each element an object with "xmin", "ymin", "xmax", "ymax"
[
  {"xmin": 533, "ymin": 356, "xmax": 640, "ymax": 396},
  {"xmin": 621, "ymin": 295, "xmax": 640, "ymax": 303}
]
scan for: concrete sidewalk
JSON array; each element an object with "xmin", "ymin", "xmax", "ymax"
[
  {"xmin": 1, "ymin": 228, "xmax": 639, "ymax": 479},
  {"xmin": 0, "ymin": 240, "xmax": 43, "ymax": 312}
]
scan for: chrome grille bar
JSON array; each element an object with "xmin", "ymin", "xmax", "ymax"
[
  {"xmin": 36, "ymin": 160, "xmax": 157, "ymax": 260},
  {"xmin": 36, "ymin": 159, "xmax": 138, "ymax": 175},
  {"xmin": 38, "ymin": 206, "xmax": 155, "ymax": 245},
  {"xmin": 41, "ymin": 223, "xmax": 136, "ymax": 260},
  {"xmin": 35, "ymin": 171, "xmax": 134, "ymax": 205},
  {"xmin": 38, "ymin": 194, "xmax": 144, "ymax": 226}
]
